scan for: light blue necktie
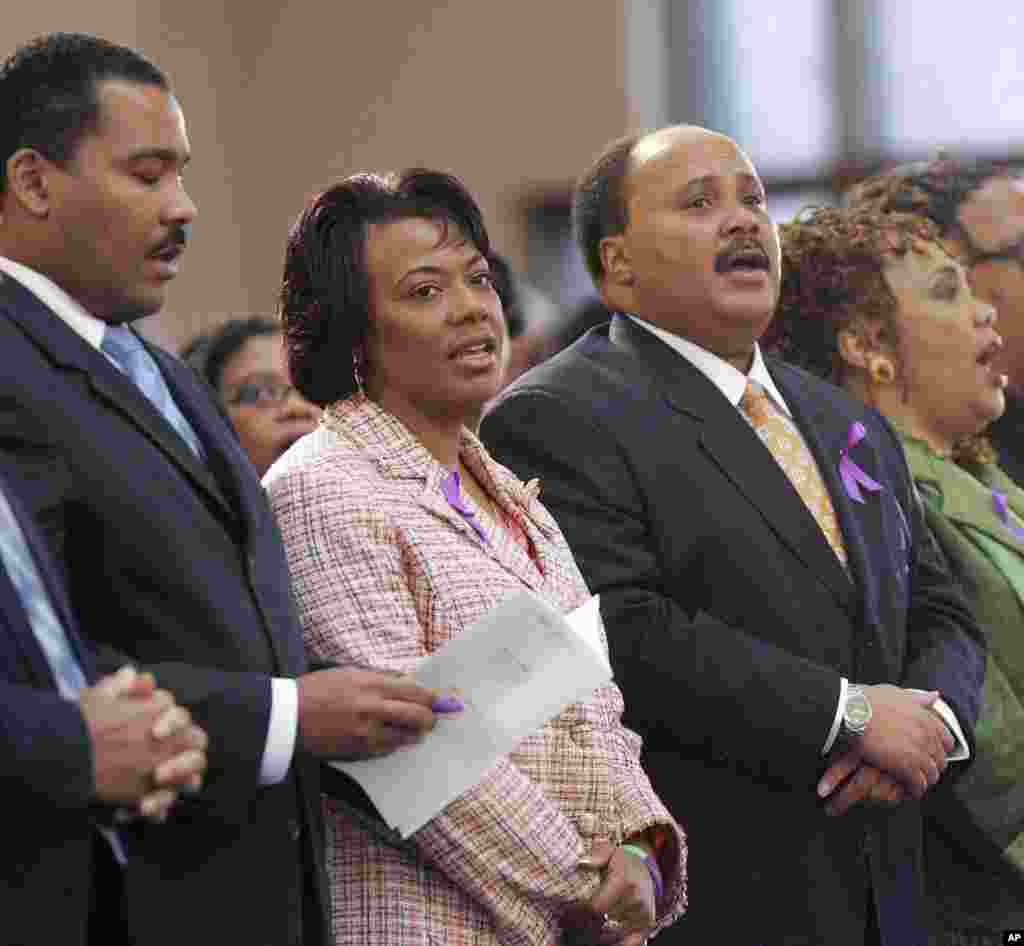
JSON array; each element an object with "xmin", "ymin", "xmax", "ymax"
[
  {"xmin": 0, "ymin": 486, "xmax": 87, "ymax": 700},
  {"xmin": 101, "ymin": 325, "xmax": 205, "ymax": 461}
]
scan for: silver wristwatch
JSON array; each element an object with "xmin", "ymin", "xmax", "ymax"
[{"xmin": 841, "ymin": 684, "xmax": 872, "ymax": 738}]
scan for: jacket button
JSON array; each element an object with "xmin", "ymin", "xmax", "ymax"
[{"xmin": 288, "ymin": 818, "xmax": 301, "ymax": 841}]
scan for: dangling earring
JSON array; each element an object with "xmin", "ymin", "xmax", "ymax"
[
  {"xmin": 868, "ymin": 355, "xmax": 896, "ymax": 386},
  {"xmin": 352, "ymin": 346, "xmax": 365, "ymax": 394}
]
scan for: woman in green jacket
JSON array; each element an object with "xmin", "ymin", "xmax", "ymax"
[{"xmin": 774, "ymin": 206, "xmax": 1024, "ymax": 944}]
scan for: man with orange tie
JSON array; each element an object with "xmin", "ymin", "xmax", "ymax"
[{"xmin": 482, "ymin": 125, "xmax": 985, "ymax": 945}]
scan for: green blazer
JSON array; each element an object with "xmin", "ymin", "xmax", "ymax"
[{"xmin": 901, "ymin": 436, "xmax": 1024, "ymax": 928}]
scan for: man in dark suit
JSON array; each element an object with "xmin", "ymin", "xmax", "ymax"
[
  {"xmin": 482, "ymin": 125, "xmax": 986, "ymax": 945},
  {"xmin": 0, "ymin": 33, "xmax": 445, "ymax": 945},
  {"xmin": 0, "ymin": 461, "xmax": 208, "ymax": 945}
]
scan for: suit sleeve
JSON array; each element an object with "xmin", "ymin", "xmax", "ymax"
[
  {"xmin": 1, "ymin": 416, "xmax": 275, "ymax": 802},
  {"xmin": 482, "ymin": 387, "xmax": 844, "ymax": 785},
  {"xmin": 267, "ymin": 467, "xmax": 609, "ymax": 946},
  {"xmin": 0, "ymin": 679, "xmax": 94, "ymax": 808}
]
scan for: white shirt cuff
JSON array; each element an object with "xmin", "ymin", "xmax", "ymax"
[
  {"xmin": 911, "ymin": 691, "xmax": 970, "ymax": 762},
  {"xmin": 821, "ymin": 677, "xmax": 848, "ymax": 756},
  {"xmin": 259, "ymin": 678, "xmax": 299, "ymax": 785}
]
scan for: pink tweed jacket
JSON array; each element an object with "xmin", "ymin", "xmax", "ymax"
[{"xmin": 263, "ymin": 394, "xmax": 686, "ymax": 946}]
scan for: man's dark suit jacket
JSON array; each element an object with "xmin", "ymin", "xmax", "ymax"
[
  {"xmin": 0, "ymin": 463, "xmax": 101, "ymax": 945},
  {"xmin": 0, "ymin": 273, "xmax": 329, "ymax": 946},
  {"xmin": 988, "ymin": 388, "xmax": 1024, "ymax": 487},
  {"xmin": 482, "ymin": 315, "xmax": 985, "ymax": 946}
]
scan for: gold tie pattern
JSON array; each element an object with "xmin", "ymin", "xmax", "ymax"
[{"xmin": 739, "ymin": 381, "xmax": 847, "ymax": 565}]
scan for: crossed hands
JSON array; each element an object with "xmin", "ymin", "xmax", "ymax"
[
  {"xmin": 816, "ymin": 684, "xmax": 955, "ymax": 817},
  {"xmin": 79, "ymin": 665, "xmax": 209, "ymax": 822}
]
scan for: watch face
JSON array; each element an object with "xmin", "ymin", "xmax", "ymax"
[{"xmin": 847, "ymin": 696, "xmax": 871, "ymax": 727}]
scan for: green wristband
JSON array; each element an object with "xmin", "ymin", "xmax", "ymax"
[{"xmin": 619, "ymin": 843, "xmax": 664, "ymax": 902}]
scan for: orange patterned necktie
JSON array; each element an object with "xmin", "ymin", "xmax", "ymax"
[{"xmin": 739, "ymin": 381, "xmax": 848, "ymax": 565}]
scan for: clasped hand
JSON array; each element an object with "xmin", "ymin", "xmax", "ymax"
[
  {"xmin": 565, "ymin": 839, "xmax": 656, "ymax": 945},
  {"xmin": 80, "ymin": 665, "xmax": 209, "ymax": 823},
  {"xmin": 817, "ymin": 684, "xmax": 954, "ymax": 816}
]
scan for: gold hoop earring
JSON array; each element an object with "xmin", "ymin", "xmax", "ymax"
[{"xmin": 868, "ymin": 355, "xmax": 896, "ymax": 386}]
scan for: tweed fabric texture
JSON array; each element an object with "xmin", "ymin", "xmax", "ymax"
[
  {"xmin": 740, "ymin": 381, "xmax": 848, "ymax": 564},
  {"xmin": 264, "ymin": 393, "xmax": 686, "ymax": 946}
]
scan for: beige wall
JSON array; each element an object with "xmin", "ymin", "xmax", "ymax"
[{"xmin": 4, "ymin": 2, "xmax": 630, "ymax": 349}]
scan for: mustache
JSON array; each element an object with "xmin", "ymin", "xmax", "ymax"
[
  {"xmin": 148, "ymin": 223, "xmax": 191, "ymax": 256},
  {"xmin": 714, "ymin": 238, "xmax": 770, "ymax": 274}
]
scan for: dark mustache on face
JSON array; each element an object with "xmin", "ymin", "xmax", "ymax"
[
  {"xmin": 714, "ymin": 239, "xmax": 769, "ymax": 274},
  {"xmin": 152, "ymin": 223, "xmax": 191, "ymax": 254}
]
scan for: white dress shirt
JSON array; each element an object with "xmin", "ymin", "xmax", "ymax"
[
  {"xmin": 627, "ymin": 315, "xmax": 967, "ymax": 760},
  {"xmin": 0, "ymin": 255, "xmax": 298, "ymax": 784}
]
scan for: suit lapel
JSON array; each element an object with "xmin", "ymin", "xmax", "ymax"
[
  {"xmin": 772, "ymin": 366, "xmax": 873, "ymax": 610},
  {"xmin": 148, "ymin": 344, "xmax": 239, "ymax": 522},
  {"xmin": 415, "ymin": 470, "xmax": 547, "ymax": 593},
  {"xmin": 933, "ymin": 460, "xmax": 1024, "ymax": 559},
  {"xmin": 0, "ymin": 276, "xmax": 234, "ymax": 524},
  {"xmin": 610, "ymin": 316, "xmax": 856, "ymax": 611}
]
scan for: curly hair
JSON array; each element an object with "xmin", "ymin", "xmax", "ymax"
[
  {"xmin": 844, "ymin": 159, "xmax": 1019, "ymax": 252},
  {"xmin": 279, "ymin": 168, "xmax": 492, "ymax": 407},
  {"xmin": 772, "ymin": 205, "xmax": 994, "ymax": 467}
]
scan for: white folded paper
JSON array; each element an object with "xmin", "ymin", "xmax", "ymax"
[{"xmin": 331, "ymin": 591, "xmax": 611, "ymax": 837}]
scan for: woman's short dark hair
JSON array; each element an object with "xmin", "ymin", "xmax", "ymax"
[
  {"xmin": 280, "ymin": 168, "xmax": 493, "ymax": 406},
  {"xmin": 0, "ymin": 33, "xmax": 167, "ymax": 193},
  {"xmin": 182, "ymin": 316, "xmax": 280, "ymax": 392}
]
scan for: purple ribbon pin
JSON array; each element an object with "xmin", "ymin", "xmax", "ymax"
[
  {"xmin": 441, "ymin": 470, "xmax": 488, "ymax": 544},
  {"xmin": 992, "ymin": 490, "xmax": 1024, "ymax": 542},
  {"xmin": 838, "ymin": 422, "xmax": 884, "ymax": 504}
]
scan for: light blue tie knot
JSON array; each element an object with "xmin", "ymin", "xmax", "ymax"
[{"xmin": 101, "ymin": 325, "xmax": 205, "ymax": 460}]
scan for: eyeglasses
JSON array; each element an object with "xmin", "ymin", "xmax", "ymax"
[{"xmin": 224, "ymin": 380, "xmax": 296, "ymax": 406}]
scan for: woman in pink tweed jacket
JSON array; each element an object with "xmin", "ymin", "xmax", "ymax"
[{"xmin": 264, "ymin": 169, "xmax": 686, "ymax": 946}]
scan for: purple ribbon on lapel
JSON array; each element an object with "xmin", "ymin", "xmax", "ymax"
[
  {"xmin": 992, "ymin": 489, "xmax": 1024, "ymax": 541},
  {"xmin": 441, "ymin": 470, "xmax": 488, "ymax": 544},
  {"xmin": 838, "ymin": 422, "xmax": 884, "ymax": 504}
]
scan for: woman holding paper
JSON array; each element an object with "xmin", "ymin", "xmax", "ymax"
[
  {"xmin": 773, "ymin": 205, "xmax": 1024, "ymax": 938},
  {"xmin": 263, "ymin": 169, "xmax": 686, "ymax": 946}
]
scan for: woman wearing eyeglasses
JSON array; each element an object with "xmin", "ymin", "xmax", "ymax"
[
  {"xmin": 773, "ymin": 205, "xmax": 1024, "ymax": 942},
  {"xmin": 182, "ymin": 316, "xmax": 320, "ymax": 474},
  {"xmin": 262, "ymin": 169, "xmax": 687, "ymax": 946}
]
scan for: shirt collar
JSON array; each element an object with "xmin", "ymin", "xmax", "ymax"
[
  {"xmin": 0, "ymin": 255, "xmax": 107, "ymax": 349},
  {"xmin": 626, "ymin": 314, "xmax": 792, "ymax": 417}
]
